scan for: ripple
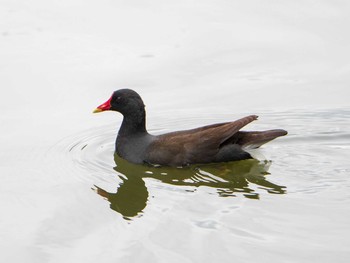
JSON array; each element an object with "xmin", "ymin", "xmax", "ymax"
[
  {"xmin": 48, "ymin": 108, "xmax": 350, "ymax": 211},
  {"xmin": 49, "ymin": 108, "xmax": 350, "ymax": 219},
  {"xmin": 47, "ymin": 125, "xmax": 119, "ymax": 187},
  {"xmin": 48, "ymin": 118, "xmax": 289, "ymax": 219}
]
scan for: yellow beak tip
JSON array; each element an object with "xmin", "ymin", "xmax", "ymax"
[{"xmin": 93, "ymin": 108, "xmax": 103, "ymax": 113}]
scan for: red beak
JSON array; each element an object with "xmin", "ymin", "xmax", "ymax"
[{"xmin": 93, "ymin": 95, "xmax": 112, "ymax": 113}]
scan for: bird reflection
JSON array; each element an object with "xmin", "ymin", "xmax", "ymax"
[{"xmin": 95, "ymin": 155, "xmax": 286, "ymax": 220}]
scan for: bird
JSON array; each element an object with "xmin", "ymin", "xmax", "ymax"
[{"xmin": 93, "ymin": 89, "xmax": 287, "ymax": 167}]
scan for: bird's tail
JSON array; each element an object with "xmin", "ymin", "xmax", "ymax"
[{"xmin": 237, "ymin": 129, "xmax": 288, "ymax": 149}]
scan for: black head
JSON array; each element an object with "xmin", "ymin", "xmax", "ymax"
[{"xmin": 93, "ymin": 89, "xmax": 145, "ymax": 115}]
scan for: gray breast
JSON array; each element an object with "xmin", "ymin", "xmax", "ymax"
[{"xmin": 116, "ymin": 133, "xmax": 155, "ymax": 164}]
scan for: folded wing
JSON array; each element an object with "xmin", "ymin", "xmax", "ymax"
[{"xmin": 146, "ymin": 115, "xmax": 259, "ymax": 165}]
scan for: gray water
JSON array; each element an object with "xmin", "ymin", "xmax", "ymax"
[{"xmin": 1, "ymin": 1, "xmax": 350, "ymax": 262}]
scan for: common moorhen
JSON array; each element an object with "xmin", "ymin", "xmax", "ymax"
[{"xmin": 93, "ymin": 89, "xmax": 287, "ymax": 166}]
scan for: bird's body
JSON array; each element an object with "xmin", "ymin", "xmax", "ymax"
[{"xmin": 94, "ymin": 89, "xmax": 287, "ymax": 166}]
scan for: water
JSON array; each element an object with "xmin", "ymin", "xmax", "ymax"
[{"xmin": 1, "ymin": 1, "xmax": 350, "ymax": 262}]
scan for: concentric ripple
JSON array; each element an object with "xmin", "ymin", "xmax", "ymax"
[
  {"xmin": 46, "ymin": 125, "xmax": 121, "ymax": 188},
  {"xmin": 43, "ymin": 115, "xmax": 290, "ymax": 219},
  {"xmin": 51, "ymin": 109, "xmax": 350, "ymax": 218}
]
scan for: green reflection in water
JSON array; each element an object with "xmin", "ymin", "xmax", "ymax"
[{"xmin": 95, "ymin": 155, "xmax": 286, "ymax": 220}]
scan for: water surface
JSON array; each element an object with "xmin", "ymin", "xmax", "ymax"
[{"xmin": 1, "ymin": 1, "xmax": 350, "ymax": 262}]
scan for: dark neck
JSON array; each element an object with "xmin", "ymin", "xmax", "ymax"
[{"xmin": 118, "ymin": 108, "xmax": 147, "ymax": 136}]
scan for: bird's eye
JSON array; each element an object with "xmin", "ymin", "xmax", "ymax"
[{"xmin": 116, "ymin": 96, "xmax": 121, "ymax": 100}]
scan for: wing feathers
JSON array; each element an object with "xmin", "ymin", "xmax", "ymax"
[{"xmin": 147, "ymin": 115, "xmax": 259, "ymax": 165}]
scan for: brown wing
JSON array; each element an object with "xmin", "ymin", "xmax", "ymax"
[{"xmin": 146, "ymin": 115, "xmax": 258, "ymax": 166}]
